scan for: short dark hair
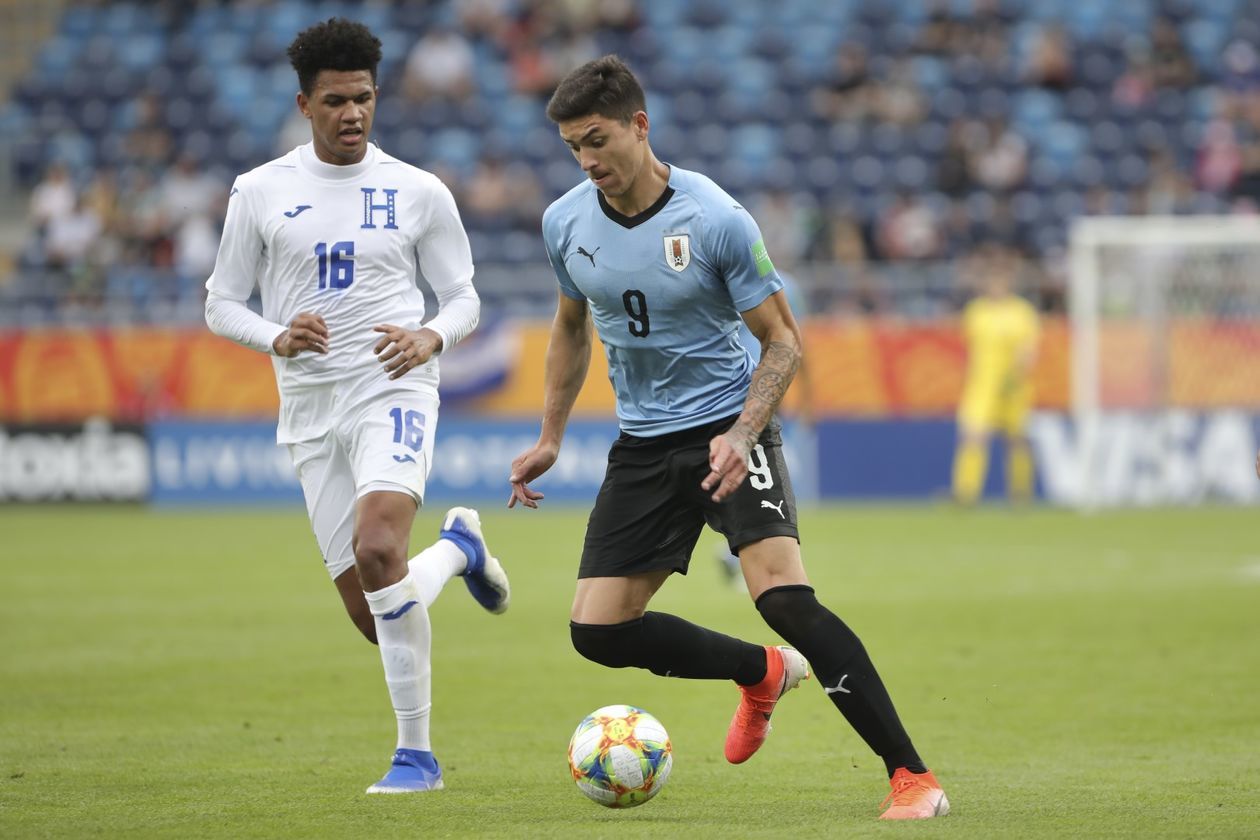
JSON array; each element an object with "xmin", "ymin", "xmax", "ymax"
[
  {"xmin": 545, "ymin": 55, "xmax": 646, "ymax": 124},
  {"xmin": 287, "ymin": 17, "xmax": 383, "ymax": 96}
]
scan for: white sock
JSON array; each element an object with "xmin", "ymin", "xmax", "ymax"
[
  {"xmin": 364, "ymin": 575, "xmax": 431, "ymax": 752},
  {"xmin": 408, "ymin": 539, "xmax": 468, "ymax": 608}
]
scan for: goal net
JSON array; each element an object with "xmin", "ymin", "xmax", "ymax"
[{"xmin": 1065, "ymin": 215, "xmax": 1260, "ymax": 507}]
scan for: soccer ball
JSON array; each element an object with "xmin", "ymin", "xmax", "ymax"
[{"xmin": 567, "ymin": 704, "xmax": 673, "ymax": 808}]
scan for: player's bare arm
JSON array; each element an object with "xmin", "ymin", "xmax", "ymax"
[
  {"xmin": 272, "ymin": 312, "xmax": 330, "ymax": 357},
  {"xmin": 508, "ymin": 293, "xmax": 592, "ymax": 509},
  {"xmin": 702, "ymin": 291, "xmax": 802, "ymax": 502},
  {"xmin": 373, "ymin": 324, "xmax": 442, "ymax": 380}
]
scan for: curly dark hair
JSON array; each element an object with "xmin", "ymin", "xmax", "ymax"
[
  {"xmin": 286, "ymin": 17, "xmax": 383, "ymax": 95},
  {"xmin": 545, "ymin": 55, "xmax": 646, "ymax": 124}
]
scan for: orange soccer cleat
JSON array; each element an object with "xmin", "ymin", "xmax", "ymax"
[
  {"xmin": 879, "ymin": 768, "xmax": 950, "ymax": 820},
  {"xmin": 724, "ymin": 645, "xmax": 810, "ymax": 764}
]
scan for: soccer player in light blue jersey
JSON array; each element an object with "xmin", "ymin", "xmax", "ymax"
[{"xmin": 508, "ymin": 56, "xmax": 947, "ymax": 819}]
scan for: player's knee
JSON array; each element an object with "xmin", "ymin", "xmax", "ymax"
[
  {"xmin": 352, "ymin": 531, "xmax": 406, "ymax": 586},
  {"xmin": 756, "ymin": 584, "xmax": 862, "ymax": 661},
  {"xmin": 755, "ymin": 585, "xmax": 833, "ymax": 646},
  {"xmin": 570, "ymin": 620, "xmax": 641, "ymax": 668},
  {"xmin": 756, "ymin": 584, "xmax": 817, "ymax": 631}
]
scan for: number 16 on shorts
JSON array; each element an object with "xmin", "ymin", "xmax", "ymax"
[{"xmin": 351, "ymin": 395, "xmax": 438, "ymax": 500}]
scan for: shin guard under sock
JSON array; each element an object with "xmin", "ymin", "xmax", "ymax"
[
  {"xmin": 756, "ymin": 585, "xmax": 925, "ymax": 775},
  {"xmin": 571, "ymin": 612, "xmax": 767, "ymax": 685}
]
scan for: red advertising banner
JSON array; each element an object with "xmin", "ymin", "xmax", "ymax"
[{"xmin": 4, "ymin": 317, "xmax": 1254, "ymax": 422}]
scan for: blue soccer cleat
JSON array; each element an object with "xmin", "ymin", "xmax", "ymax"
[
  {"xmin": 440, "ymin": 507, "xmax": 510, "ymax": 614},
  {"xmin": 365, "ymin": 748, "xmax": 444, "ymax": 794}
]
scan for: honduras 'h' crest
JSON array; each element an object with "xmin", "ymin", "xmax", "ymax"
[
  {"xmin": 663, "ymin": 233, "xmax": 691, "ymax": 272},
  {"xmin": 361, "ymin": 187, "xmax": 399, "ymax": 230}
]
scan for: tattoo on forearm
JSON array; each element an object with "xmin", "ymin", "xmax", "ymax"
[{"xmin": 738, "ymin": 339, "xmax": 800, "ymax": 443}]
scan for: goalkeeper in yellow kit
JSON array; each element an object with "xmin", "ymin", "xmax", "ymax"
[{"xmin": 952, "ymin": 247, "xmax": 1040, "ymax": 505}]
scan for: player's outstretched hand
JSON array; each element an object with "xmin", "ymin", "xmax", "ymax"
[
  {"xmin": 702, "ymin": 428, "xmax": 752, "ymax": 503},
  {"xmin": 273, "ymin": 313, "xmax": 329, "ymax": 357},
  {"xmin": 508, "ymin": 442, "xmax": 559, "ymax": 509},
  {"xmin": 374, "ymin": 324, "xmax": 441, "ymax": 380}
]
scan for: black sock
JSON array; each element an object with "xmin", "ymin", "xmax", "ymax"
[
  {"xmin": 756, "ymin": 585, "xmax": 926, "ymax": 777},
  {"xmin": 571, "ymin": 612, "xmax": 767, "ymax": 685}
]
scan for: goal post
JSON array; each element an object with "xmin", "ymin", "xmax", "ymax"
[{"xmin": 1066, "ymin": 215, "xmax": 1260, "ymax": 508}]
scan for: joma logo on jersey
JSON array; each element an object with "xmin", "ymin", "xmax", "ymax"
[
  {"xmin": 663, "ymin": 233, "xmax": 691, "ymax": 272},
  {"xmin": 360, "ymin": 187, "xmax": 399, "ymax": 230}
]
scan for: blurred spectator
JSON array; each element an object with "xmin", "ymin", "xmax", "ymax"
[
  {"xmin": 456, "ymin": 0, "xmax": 512, "ymax": 40},
  {"xmin": 588, "ymin": 0, "xmax": 640, "ymax": 34},
  {"xmin": 544, "ymin": 20, "xmax": 600, "ymax": 88},
  {"xmin": 504, "ymin": 6, "xmax": 598, "ymax": 99},
  {"xmin": 123, "ymin": 93, "xmax": 174, "ymax": 171},
  {"xmin": 967, "ymin": 117, "xmax": 1027, "ymax": 193},
  {"xmin": 81, "ymin": 169, "xmax": 123, "ymax": 269},
  {"xmin": 811, "ymin": 204, "xmax": 871, "ymax": 265},
  {"xmin": 1024, "ymin": 25, "xmax": 1072, "ymax": 91},
  {"xmin": 1196, "ymin": 118, "xmax": 1242, "ymax": 193},
  {"xmin": 82, "ymin": 169, "xmax": 121, "ymax": 235},
  {"xmin": 463, "ymin": 154, "xmax": 544, "ymax": 231},
  {"xmin": 1221, "ymin": 39, "xmax": 1260, "ymax": 119},
  {"xmin": 750, "ymin": 186, "xmax": 816, "ymax": 271},
  {"xmin": 402, "ymin": 25, "xmax": 476, "ymax": 103},
  {"xmin": 937, "ymin": 119, "xmax": 975, "ymax": 196},
  {"xmin": 811, "ymin": 43, "xmax": 873, "ymax": 123},
  {"xmin": 1144, "ymin": 146, "xmax": 1194, "ymax": 214},
  {"xmin": 1082, "ymin": 186, "xmax": 1125, "ymax": 217},
  {"xmin": 1113, "ymin": 44, "xmax": 1155, "ymax": 110},
  {"xmin": 869, "ymin": 58, "xmax": 927, "ymax": 126},
  {"xmin": 275, "ymin": 108, "xmax": 311, "ymax": 155},
  {"xmin": 29, "ymin": 162, "xmax": 76, "ymax": 235},
  {"xmin": 940, "ymin": 200, "xmax": 979, "ymax": 259},
  {"xmin": 173, "ymin": 211, "xmax": 221, "ymax": 284},
  {"xmin": 979, "ymin": 194, "xmax": 1036, "ymax": 256},
  {"xmin": 837, "ymin": 273, "xmax": 887, "ymax": 316},
  {"xmin": 1149, "ymin": 17, "xmax": 1197, "ymax": 89},
  {"xmin": 877, "ymin": 192, "xmax": 942, "ymax": 261},
  {"xmin": 44, "ymin": 195, "xmax": 102, "ymax": 285},
  {"xmin": 159, "ymin": 153, "xmax": 222, "ymax": 227},
  {"xmin": 1231, "ymin": 139, "xmax": 1260, "ymax": 210},
  {"xmin": 117, "ymin": 169, "xmax": 173, "ymax": 270},
  {"xmin": 1035, "ymin": 252, "xmax": 1067, "ymax": 313},
  {"xmin": 914, "ymin": 0, "xmax": 962, "ymax": 57},
  {"xmin": 963, "ymin": 0, "xmax": 1014, "ymax": 69}
]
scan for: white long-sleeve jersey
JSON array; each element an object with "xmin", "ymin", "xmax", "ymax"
[{"xmin": 205, "ymin": 142, "xmax": 479, "ymax": 443}]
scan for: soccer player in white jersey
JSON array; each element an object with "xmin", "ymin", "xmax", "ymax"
[
  {"xmin": 204, "ymin": 18, "xmax": 509, "ymax": 794},
  {"xmin": 508, "ymin": 56, "xmax": 947, "ymax": 820}
]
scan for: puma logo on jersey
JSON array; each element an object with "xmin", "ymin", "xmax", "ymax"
[
  {"xmin": 283, "ymin": 205, "xmax": 313, "ymax": 218},
  {"xmin": 576, "ymin": 245, "xmax": 600, "ymax": 266},
  {"xmin": 392, "ymin": 454, "xmax": 416, "ymax": 464},
  {"xmin": 761, "ymin": 499, "xmax": 786, "ymax": 519}
]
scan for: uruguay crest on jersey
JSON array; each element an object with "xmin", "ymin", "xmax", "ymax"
[{"xmin": 663, "ymin": 233, "xmax": 691, "ymax": 272}]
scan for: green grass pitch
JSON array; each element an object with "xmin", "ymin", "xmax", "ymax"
[{"xmin": 2, "ymin": 503, "xmax": 1259, "ymax": 838}]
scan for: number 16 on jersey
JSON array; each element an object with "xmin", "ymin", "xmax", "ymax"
[{"xmin": 315, "ymin": 241, "xmax": 356, "ymax": 289}]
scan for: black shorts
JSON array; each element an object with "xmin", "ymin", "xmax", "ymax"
[{"xmin": 578, "ymin": 414, "xmax": 799, "ymax": 579}]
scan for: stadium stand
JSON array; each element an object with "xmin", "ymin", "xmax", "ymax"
[{"xmin": 2, "ymin": 0, "xmax": 1259, "ymax": 324}]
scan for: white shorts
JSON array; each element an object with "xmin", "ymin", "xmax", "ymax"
[{"xmin": 288, "ymin": 387, "xmax": 440, "ymax": 580}]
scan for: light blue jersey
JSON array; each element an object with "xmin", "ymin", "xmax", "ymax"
[
  {"xmin": 542, "ymin": 166, "xmax": 782, "ymax": 436},
  {"xmin": 737, "ymin": 270, "xmax": 807, "ymax": 364}
]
